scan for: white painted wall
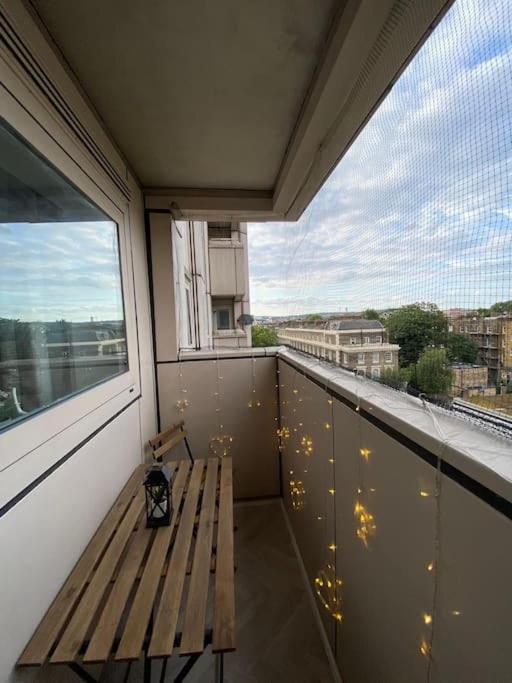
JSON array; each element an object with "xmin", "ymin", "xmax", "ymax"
[{"xmin": 1, "ymin": 405, "xmax": 142, "ymax": 682}]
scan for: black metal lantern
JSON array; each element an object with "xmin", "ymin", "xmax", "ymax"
[{"xmin": 144, "ymin": 464, "xmax": 172, "ymax": 527}]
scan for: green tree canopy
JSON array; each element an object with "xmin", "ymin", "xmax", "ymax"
[
  {"xmin": 251, "ymin": 324, "xmax": 279, "ymax": 348},
  {"xmin": 361, "ymin": 308, "xmax": 380, "ymax": 321},
  {"xmin": 446, "ymin": 332, "xmax": 479, "ymax": 363},
  {"xmin": 415, "ymin": 347, "xmax": 452, "ymax": 396},
  {"xmin": 385, "ymin": 303, "xmax": 448, "ymax": 366},
  {"xmin": 490, "ymin": 300, "xmax": 512, "ymax": 315},
  {"xmin": 379, "ymin": 367, "xmax": 411, "ymax": 391},
  {"xmin": 305, "ymin": 314, "xmax": 323, "ymax": 321}
]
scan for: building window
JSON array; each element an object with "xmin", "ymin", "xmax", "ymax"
[
  {"xmin": 350, "ymin": 337, "xmax": 358, "ymax": 345},
  {"xmin": 371, "ymin": 367, "xmax": 381, "ymax": 379},
  {"xmin": 212, "ymin": 298, "xmax": 234, "ymax": 331},
  {"xmin": 375, "ymin": 335, "xmax": 382, "ymax": 343},
  {"xmin": 208, "ymin": 221, "xmax": 232, "ymax": 239},
  {"xmin": 0, "ymin": 122, "xmax": 127, "ymax": 432},
  {"xmin": 343, "ymin": 353, "xmax": 349, "ymax": 364},
  {"xmin": 384, "ymin": 352, "xmax": 393, "ymax": 363},
  {"xmin": 357, "ymin": 353, "xmax": 365, "ymax": 364},
  {"xmin": 372, "ymin": 352, "xmax": 379, "ymax": 363},
  {"xmin": 364, "ymin": 336, "xmax": 370, "ymax": 344}
]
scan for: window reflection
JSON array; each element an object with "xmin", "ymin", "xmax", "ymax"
[{"xmin": 0, "ymin": 121, "xmax": 127, "ymax": 430}]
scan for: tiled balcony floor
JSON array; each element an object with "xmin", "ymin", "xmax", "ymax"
[{"xmin": 35, "ymin": 500, "xmax": 333, "ymax": 683}]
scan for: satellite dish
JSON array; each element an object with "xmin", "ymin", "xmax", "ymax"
[{"xmin": 238, "ymin": 314, "xmax": 254, "ymax": 326}]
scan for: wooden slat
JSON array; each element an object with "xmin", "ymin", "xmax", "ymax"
[
  {"xmin": 152, "ymin": 430, "xmax": 187, "ymax": 462},
  {"xmin": 148, "ymin": 459, "xmax": 205, "ymax": 658},
  {"xmin": 180, "ymin": 458, "xmax": 219, "ymax": 655},
  {"xmin": 83, "ymin": 520, "xmax": 152, "ymax": 663},
  {"xmin": 115, "ymin": 460, "xmax": 191, "ymax": 661},
  {"xmin": 18, "ymin": 465, "xmax": 144, "ymax": 666},
  {"xmin": 51, "ymin": 489, "xmax": 145, "ymax": 663},
  {"xmin": 148, "ymin": 420, "xmax": 184, "ymax": 448},
  {"xmin": 212, "ymin": 458, "xmax": 235, "ymax": 653}
]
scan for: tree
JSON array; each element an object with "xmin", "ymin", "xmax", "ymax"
[
  {"xmin": 361, "ymin": 308, "xmax": 380, "ymax": 321},
  {"xmin": 251, "ymin": 324, "xmax": 279, "ymax": 347},
  {"xmin": 379, "ymin": 367, "xmax": 411, "ymax": 391},
  {"xmin": 415, "ymin": 347, "xmax": 452, "ymax": 396},
  {"xmin": 305, "ymin": 314, "xmax": 323, "ymax": 321},
  {"xmin": 446, "ymin": 332, "xmax": 479, "ymax": 363},
  {"xmin": 490, "ymin": 300, "xmax": 512, "ymax": 315},
  {"xmin": 385, "ymin": 303, "xmax": 448, "ymax": 366}
]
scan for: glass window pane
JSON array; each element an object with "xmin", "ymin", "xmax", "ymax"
[
  {"xmin": 0, "ymin": 121, "xmax": 127, "ymax": 431},
  {"xmin": 217, "ymin": 309, "xmax": 230, "ymax": 330}
]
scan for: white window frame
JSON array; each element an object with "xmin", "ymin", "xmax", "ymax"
[
  {"xmin": 372, "ymin": 352, "xmax": 380, "ymax": 364},
  {"xmin": 384, "ymin": 352, "xmax": 393, "ymax": 363},
  {"xmin": 357, "ymin": 353, "xmax": 365, "ymax": 365},
  {"xmin": 371, "ymin": 367, "xmax": 381, "ymax": 379},
  {"xmin": 0, "ymin": 94, "xmax": 140, "ymax": 471},
  {"xmin": 364, "ymin": 336, "xmax": 370, "ymax": 344},
  {"xmin": 350, "ymin": 337, "xmax": 357, "ymax": 345},
  {"xmin": 184, "ymin": 282, "xmax": 194, "ymax": 347}
]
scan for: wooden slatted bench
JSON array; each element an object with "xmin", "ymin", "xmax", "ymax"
[{"xmin": 17, "ymin": 457, "xmax": 235, "ymax": 682}]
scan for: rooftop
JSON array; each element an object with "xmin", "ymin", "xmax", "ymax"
[{"xmin": 328, "ymin": 319, "xmax": 384, "ymax": 331}]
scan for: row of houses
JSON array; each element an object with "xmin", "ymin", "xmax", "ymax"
[{"xmin": 277, "ymin": 319, "xmax": 400, "ymax": 380}]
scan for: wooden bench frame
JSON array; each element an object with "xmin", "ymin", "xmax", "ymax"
[
  {"xmin": 17, "ymin": 457, "xmax": 235, "ymax": 683},
  {"xmin": 149, "ymin": 420, "xmax": 194, "ymax": 464}
]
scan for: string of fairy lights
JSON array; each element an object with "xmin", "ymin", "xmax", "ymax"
[
  {"xmin": 280, "ymin": 352, "xmax": 464, "ymax": 672},
  {"xmin": 175, "ymin": 352, "xmax": 274, "ymax": 460},
  {"xmin": 174, "ymin": 348, "xmax": 462, "ymax": 670},
  {"xmin": 208, "ymin": 352, "xmax": 233, "ymax": 458}
]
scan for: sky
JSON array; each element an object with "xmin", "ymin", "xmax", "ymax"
[
  {"xmin": 0, "ymin": 221, "xmax": 125, "ymax": 323},
  {"xmin": 248, "ymin": 0, "xmax": 512, "ymax": 317}
]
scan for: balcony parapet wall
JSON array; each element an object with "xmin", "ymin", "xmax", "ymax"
[
  {"xmin": 278, "ymin": 348, "xmax": 512, "ymax": 505},
  {"xmin": 278, "ymin": 347, "xmax": 512, "ymax": 681}
]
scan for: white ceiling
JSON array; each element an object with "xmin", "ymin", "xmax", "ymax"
[
  {"xmin": 30, "ymin": 0, "xmax": 451, "ymax": 220},
  {"xmin": 32, "ymin": 0, "xmax": 336, "ymax": 191}
]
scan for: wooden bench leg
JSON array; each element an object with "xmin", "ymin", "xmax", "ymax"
[
  {"xmin": 67, "ymin": 662, "xmax": 98, "ymax": 682},
  {"xmin": 215, "ymin": 652, "xmax": 224, "ymax": 683}
]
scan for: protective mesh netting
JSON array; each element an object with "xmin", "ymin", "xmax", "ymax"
[{"xmin": 249, "ymin": 0, "xmax": 512, "ymax": 423}]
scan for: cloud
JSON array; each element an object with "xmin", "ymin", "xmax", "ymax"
[
  {"xmin": 0, "ymin": 221, "xmax": 125, "ymax": 322},
  {"xmin": 248, "ymin": 0, "xmax": 512, "ymax": 316}
]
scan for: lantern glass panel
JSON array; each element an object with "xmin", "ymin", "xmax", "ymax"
[{"xmin": 144, "ymin": 465, "xmax": 172, "ymax": 527}]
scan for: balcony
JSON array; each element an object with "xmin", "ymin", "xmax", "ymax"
[
  {"xmin": 151, "ymin": 347, "xmax": 512, "ymax": 681},
  {"xmin": 2, "ymin": 0, "xmax": 512, "ymax": 682}
]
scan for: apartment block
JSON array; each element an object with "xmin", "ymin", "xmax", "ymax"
[
  {"xmin": 149, "ymin": 219, "xmax": 252, "ymax": 353},
  {"xmin": 278, "ymin": 320, "xmax": 400, "ymax": 379},
  {"xmin": 453, "ymin": 316, "xmax": 512, "ymax": 386}
]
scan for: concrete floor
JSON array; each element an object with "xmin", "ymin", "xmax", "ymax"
[{"xmin": 34, "ymin": 500, "xmax": 334, "ymax": 682}]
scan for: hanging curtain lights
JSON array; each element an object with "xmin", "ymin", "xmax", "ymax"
[
  {"xmin": 175, "ymin": 355, "xmax": 190, "ymax": 413},
  {"xmin": 247, "ymin": 355, "xmax": 263, "ymax": 408},
  {"xmin": 314, "ymin": 563, "xmax": 343, "ymax": 622},
  {"xmin": 290, "ymin": 478, "xmax": 306, "ymax": 510},
  {"xmin": 208, "ymin": 354, "xmax": 233, "ymax": 459},
  {"xmin": 301, "ymin": 434, "xmax": 314, "ymax": 456}
]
